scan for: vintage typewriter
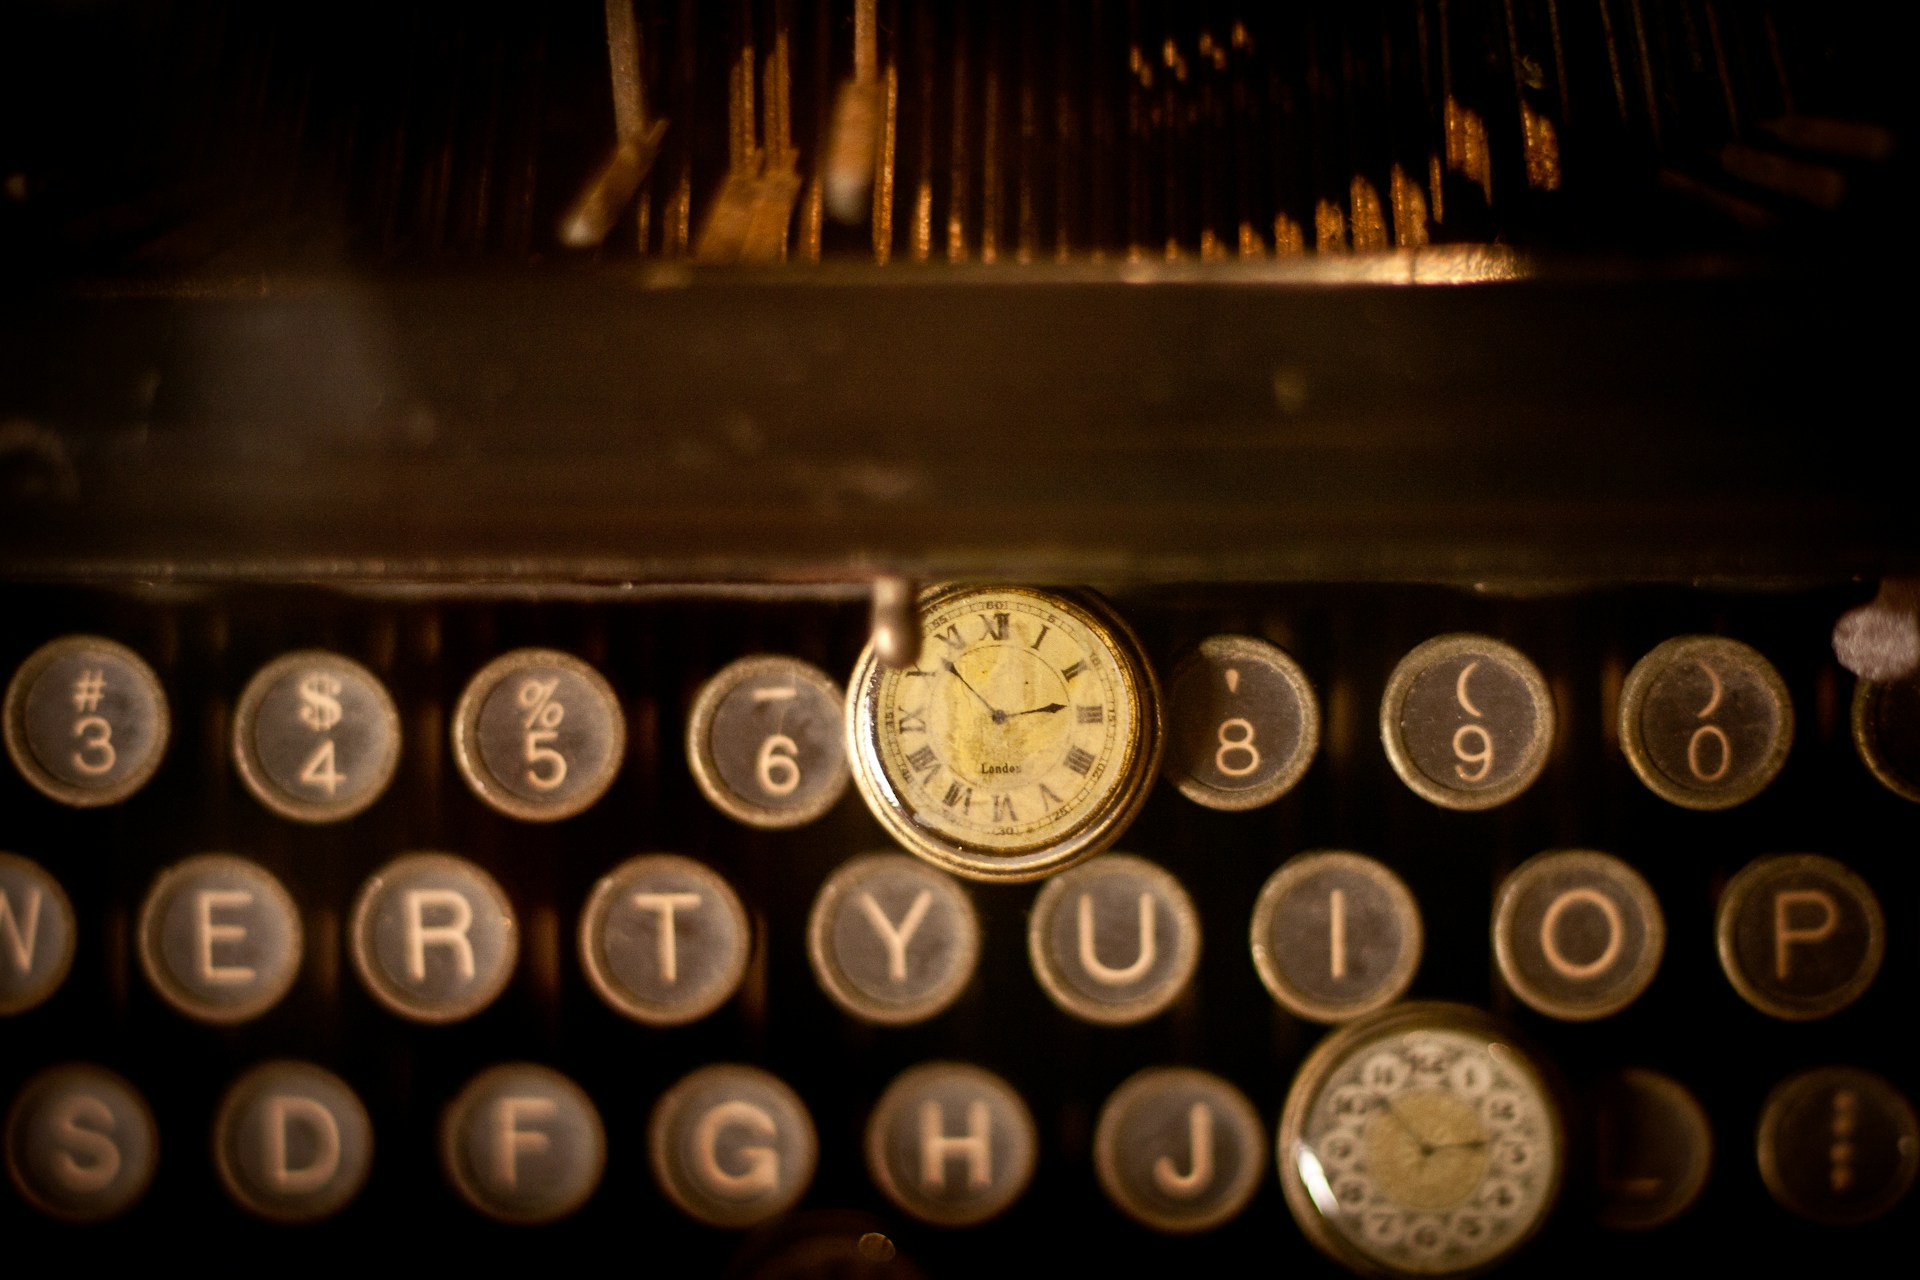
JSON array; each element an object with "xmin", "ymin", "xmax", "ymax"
[{"xmin": 2, "ymin": 1, "xmax": 1914, "ymax": 1273}]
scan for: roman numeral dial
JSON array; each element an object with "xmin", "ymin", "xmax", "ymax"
[{"xmin": 847, "ymin": 585, "xmax": 1163, "ymax": 883}]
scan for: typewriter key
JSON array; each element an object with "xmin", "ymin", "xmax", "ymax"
[
  {"xmin": 1620, "ymin": 637, "xmax": 1793, "ymax": 810},
  {"xmin": 452, "ymin": 649, "xmax": 625, "ymax": 822},
  {"xmin": 845, "ymin": 584, "xmax": 1163, "ymax": 883},
  {"xmin": 1591, "ymin": 1069, "xmax": 1712, "ymax": 1231},
  {"xmin": 1027, "ymin": 853, "xmax": 1199, "ymax": 1026},
  {"xmin": 1380, "ymin": 635, "xmax": 1554, "ymax": 811},
  {"xmin": 1093, "ymin": 1067, "xmax": 1266, "ymax": 1234},
  {"xmin": 213, "ymin": 1061, "xmax": 374, "ymax": 1224},
  {"xmin": 136, "ymin": 854, "xmax": 303, "ymax": 1025},
  {"xmin": 0, "ymin": 852, "xmax": 76, "ymax": 1016},
  {"xmin": 1715, "ymin": 854, "xmax": 1884, "ymax": 1021},
  {"xmin": 5, "ymin": 1064, "xmax": 158, "ymax": 1223},
  {"xmin": 232, "ymin": 650, "xmax": 400, "ymax": 823},
  {"xmin": 865, "ymin": 1062, "xmax": 1037, "ymax": 1227},
  {"xmin": 1757, "ymin": 1067, "xmax": 1918, "ymax": 1226},
  {"xmin": 350, "ymin": 853, "xmax": 519, "ymax": 1024},
  {"xmin": 688, "ymin": 654, "xmax": 850, "ymax": 829},
  {"xmin": 1852, "ymin": 674, "xmax": 1920, "ymax": 803},
  {"xmin": 649, "ymin": 1064, "xmax": 819, "ymax": 1229},
  {"xmin": 1279, "ymin": 1003, "xmax": 1565, "ymax": 1277},
  {"xmin": 1249, "ymin": 852, "xmax": 1422, "ymax": 1023},
  {"xmin": 807, "ymin": 852, "xmax": 979, "ymax": 1025},
  {"xmin": 1492, "ymin": 850, "xmax": 1665, "ymax": 1022},
  {"xmin": 1164, "ymin": 635, "xmax": 1319, "ymax": 811},
  {"xmin": 4, "ymin": 635, "xmax": 169, "ymax": 807},
  {"xmin": 578, "ymin": 854, "xmax": 750, "ymax": 1027},
  {"xmin": 442, "ymin": 1063, "xmax": 606, "ymax": 1225}
]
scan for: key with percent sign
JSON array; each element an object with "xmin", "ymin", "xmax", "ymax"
[
  {"xmin": 232, "ymin": 651, "xmax": 401, "ymax": 823},
  {"xmin": 454, "ymin": 649, "xmax": 626, "ymax": 822}
]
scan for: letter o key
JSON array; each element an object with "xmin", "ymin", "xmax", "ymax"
[{"xmin": 1492, "ymin": 850, "xmax": 1665, "ymax": 1021}]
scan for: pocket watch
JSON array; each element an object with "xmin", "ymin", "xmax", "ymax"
[
  {"xmin": 845, "ymin": 584, "xmax": 1163, "ymax": 882},
  {"xmin": 1278, "ymin": 1002, "xmax": 1564, "ymax": 1277}
]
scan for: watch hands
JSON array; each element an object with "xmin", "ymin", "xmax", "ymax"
[
  {"xmin": 1004, "ymin": 702, "xmax": 1067, "ymax": 718},
  {"xmin": 941, "ymin": 658, "xmax": 1007, "ymax": 723},
  {"xmin": 1374, "ymin": 1100, "xmax": 1436, "ymax": 1158},
  {"xmin": 1428, "ymin": 1138, "xmax": 1490, "ymax": 1153}
]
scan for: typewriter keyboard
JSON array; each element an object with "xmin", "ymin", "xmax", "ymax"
[{"xmin": 2, "ymin": 582, "xmax": 1915, "ymax": 1273}]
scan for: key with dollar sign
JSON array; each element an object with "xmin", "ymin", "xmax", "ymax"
[{"xmin": 232, "ymin": 652, "xmax": 401, "ymax": 823}]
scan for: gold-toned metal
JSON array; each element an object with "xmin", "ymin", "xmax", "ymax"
[
  {"xmin": 1026, "ymin": 853, "xmax": 1199, "ymax": 1025},
  {"xmin": 1314, "ymin": 199, "xmax": 1348, "ymax": 253},
  {"xmin": 231, "ymin": 650, "xmax": 401, "ymax": 824},
  {"xmin": 1445, "ymin": 97, "xmax": 1493, "ymax": 204},
  {"xmin": 1274, "ymin": 213, "xmax": 1307, "ymax": 255},
  {"xmin": 4, "ymin": 634, "xmax": 169, "ymax": 808},
  {"xmin": 1851, "ymin": 678, "xmax": 1920, "ymax": 802},
  {"xmin": 845, "ymin": 584, "xmax": 1162, "ymax": 883},
  {"xmin": 1250, "ymin": 851, "xmax": 1422, "ymax": 1024},
  {"xmin": 1715, "ymin": 853, "xmax": 1884, "ymax": 1022},
  {"xmin": 1390, "ymin": 164, "xmax": 1430, "ymax": 247},
  {"xmin": 1521, "ymin": 103, "xmax": 1562, "ymax": 191},
  {"xmin": 1350, "ymin": 176, "xmax": 1389, "ymax": 251},
  {"xmin": 1491, "ymin": 849, "xmax": 1664, "ymax": 1022},
  {"xmin": 1618, "ymin": 636, "xmax": 1792, "ymax": 811},
  {"xmin": 1278, "ymin": 1002, "xmax": 1565, "ymax": 1278},
  {"xmin": 685, "ymin": 655, "xmax": 848, "ymax": 829},
  {"xmin": 1379, "ymin": 633, "xmax": 1555, "ymax": 811}
]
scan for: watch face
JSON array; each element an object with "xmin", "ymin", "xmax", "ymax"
[
  {"xmin": 1281, "ymin": 1004, "xmax": 1563, "ymax": 1277},
  {"xmin": 846, "ymin": 585, "xmax": 1161, "ymax": 882}
]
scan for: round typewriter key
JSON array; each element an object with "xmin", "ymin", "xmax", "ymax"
[
  {"xmin": 1380, "ymin": 634, "xmax": 1554, "ymax": 811},
  {"xmin": 1715, "ymin": 854, "xmax": 1884, "ymax": 1021},
  {"xmin": 214, "ymin": 1061, "xmax": 374, "ymax": 1224},
  {"xmin": 1027, "ymin": 853, "xmax": 1199, "ymax": 1026},
  {"xmin": 232, "ymin": 650, "xmax": 400, "ymax": 824},
  {"xmin": 1852, "ymin": 675, "xmax": 1920, "ymax": 803},
  {"xmin": 4, "ymin": 635, "xmax": 169, "ymax": 807},
  {"xmin": 1093, "ymin": 1067, "xmax": 1266, "ymax": 1234},
  {"xmin": 865, "ymin": 1062, "xmax": 1037, "ymax": 1227},
  {"xmin": 1249, "ymin": 851, "xmax": 1422, "ymax": 1023},
  {"xmin": 1757, "ymin": 1067, "xmax": 1918, "ymax": 1226},
  {"xmin": 5, "ymin": 1064, "xmax": 158, "ymax": 1223},
  {"xmin": 137, "ymin": 854, "xmax": 303, "ymax": 1025},
  {"xmin": 807, "ymin": 853, "xmax": 980, "ymax": 1025},
  {"xmin": 1163, "ymin": 635, "xmax": 1320, "ymax": 811},
  {"xmin": 1591, "ymin": 1069, "xmax": 1712, "ymax": 1231},
  {"xmin": 1619, "ymin": 636, "xmax": 1793, "ymax": 810},
  {"xmin": 688, "ymin": 655, "xmax": 850, "ymax": 829},
  {"xmin": 578, "ymin": 854, "xmax": 750, "ymax": 1027},
  {"xmin": 1492, "ymin": 850, "xmax": 1664, "ymax": 1022},
  {"xmin": 442, "ymin": 1063, "xmax": 605, "ymax": 1225},
  {"xmin": 649, "ymin": 1064, "xmax": 819, "ymax": 1229},
  {"xmin": 452, "ymin": 649, "xmax": 625, "ymax": 822},
  {"xmin": 350, "ymin": 853, "xmax": 518, "ymax": 1024},
  {"xmin": 0, "ymin": 852, "xmax": 76, "ymax": 1016}
]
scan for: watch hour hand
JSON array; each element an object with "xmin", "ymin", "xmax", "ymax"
[{"xmin": 941, "ymin": 658, "xmax": 1006, "ymax": 723}]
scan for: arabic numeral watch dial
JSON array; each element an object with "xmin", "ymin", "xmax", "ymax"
[
  {"xmin": 845, "ymin": 584, "xmax": 1163, "ymax": 883},
  {"xmin": 1279, "ymin": 1002, "xmax": 1565, "ymax": 1278}
]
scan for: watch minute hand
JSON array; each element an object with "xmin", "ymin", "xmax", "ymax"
[
  {"xmin": 1375, "ymin": 1099, "xmax": 1435, "ymax": 1158},
  {"xmin": 942, "ymin": 659, "xmax": 1006, "ymax": 723},
  {"xmin": 1006, "ymin": 702, "xmax": 1067, "ymax": 718}
]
